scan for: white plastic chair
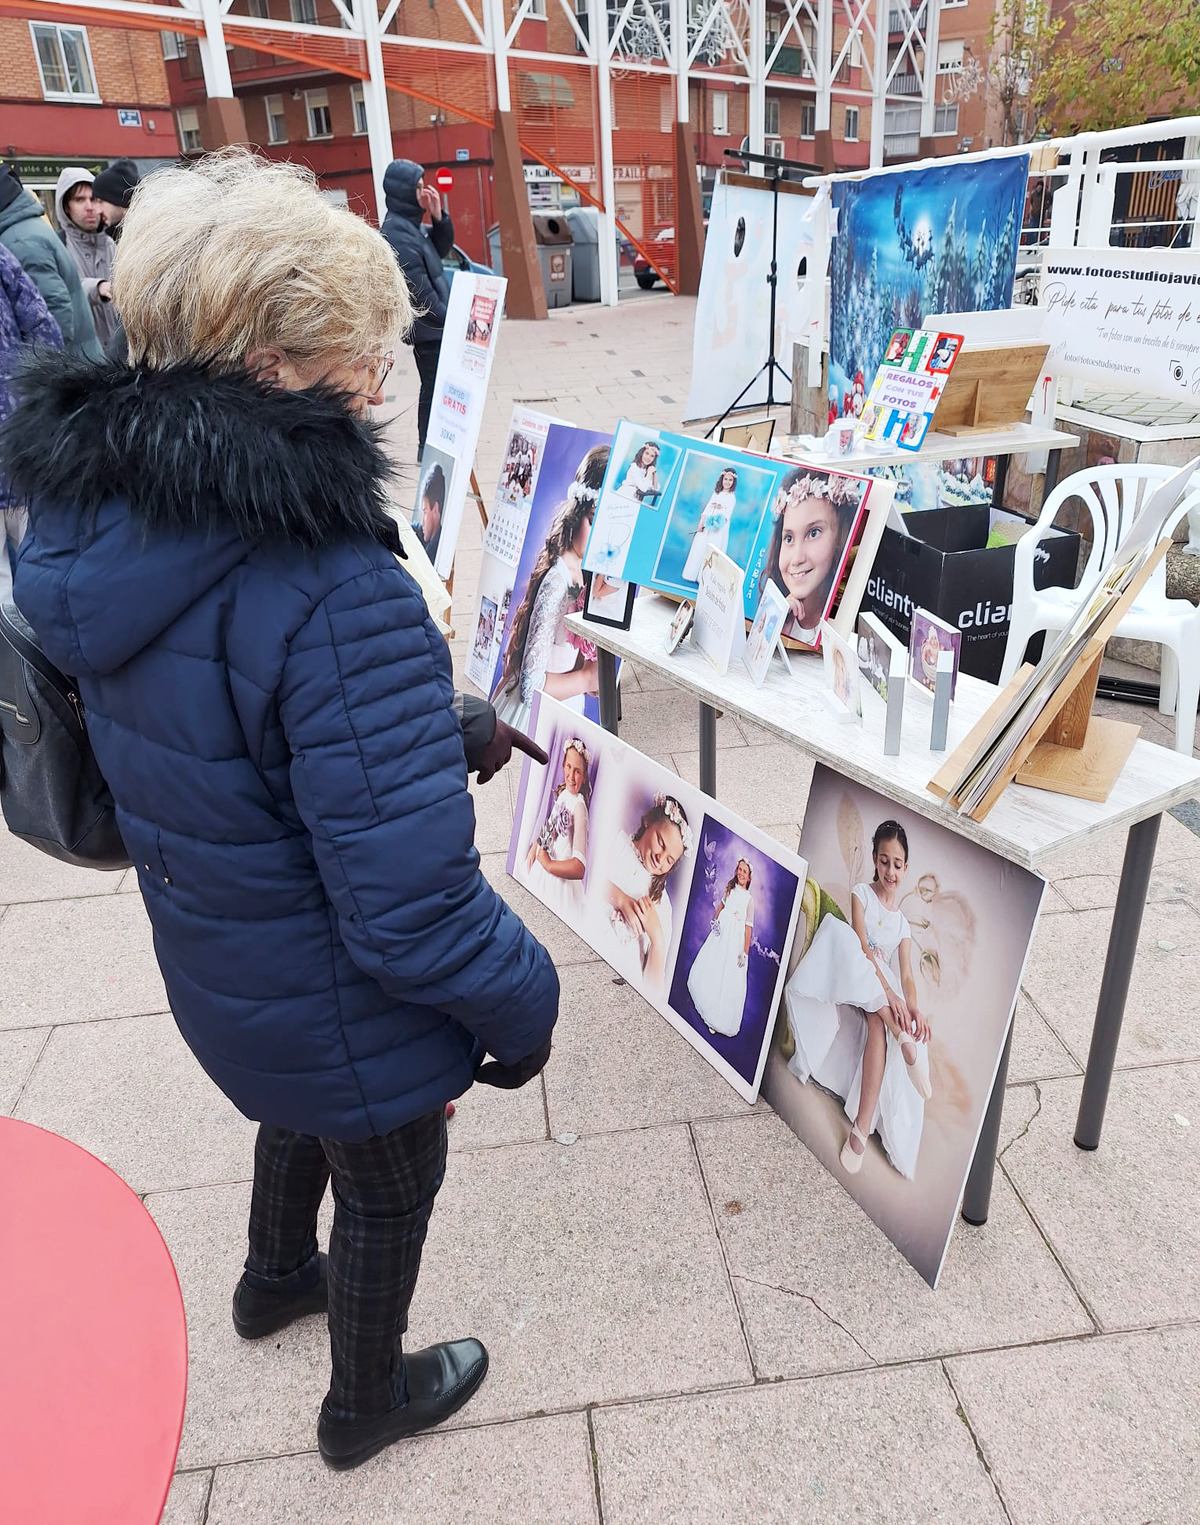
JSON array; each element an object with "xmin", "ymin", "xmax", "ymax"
[{"xmin": 1000, "ymin": 464, "xmax": 1200, "ymax": 754}]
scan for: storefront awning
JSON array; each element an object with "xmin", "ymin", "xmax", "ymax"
[{"xmin": 517, "ymin": 71, "xmax": 576, "ymax": 109}]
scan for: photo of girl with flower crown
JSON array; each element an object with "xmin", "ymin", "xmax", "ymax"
[
  {"xmin": 512, "ymin": 726, "xmax": 600, "ymax": 937},
  {"xmin": 754, "ymin": 467, "xmax": 870, "ymax": 648}
]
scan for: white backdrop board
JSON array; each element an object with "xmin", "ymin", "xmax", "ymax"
[{"xmin": 1039, "ymin": 247, "xmax": 1200, "ymax": 403}]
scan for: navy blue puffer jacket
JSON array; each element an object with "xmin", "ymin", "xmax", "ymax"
[
  {"xmin": 2, "ymin": 354, "xmax": 558, "ymax": 1141},
  {"xmin": 380, "ymin": 160, "xmax": 455, "ymax": 348}
]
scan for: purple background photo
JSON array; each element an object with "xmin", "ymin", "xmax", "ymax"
[
  {"xmin": 667, "ymin": 815, "xmax": 800, "ymax": 1085},
  {"xmin": 509, "ymin": 712, "xmax": 605, "ymax": 899},
  {"xmin": 487, "ymin": 422, "xmax": 613, "ymax": 726}
]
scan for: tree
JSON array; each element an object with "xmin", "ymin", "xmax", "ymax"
[
  {"xmin": 1035, "ymin": 0, "xmax": 1200, "ymax": 135},
  {"xmin": 987, "ymin": 0, "xmax": 1061, "ymax": 146}
]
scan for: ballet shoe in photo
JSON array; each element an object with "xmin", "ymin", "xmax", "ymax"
[
  {"xmin": 900, "ymin": 1039, "xmax": 933, "ymax": 1102},
  {"xmin": 840, "ymin": 1122, "xmax": 868, "ymax": 1174}
]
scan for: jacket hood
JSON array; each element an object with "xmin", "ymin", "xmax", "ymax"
[
  {"xmin": 383, "ymin": 159, "xmax": 424, "ymax": 222},
  {"xmin": 0, "ymin": 183, "xmax": 44, "ymax": 235},
  {"xmin": 54, "ymin": 167, "xmax": 95, "ymax": 231},
  {"xmin": 0, "ymin": 164, "xmax": 23, "ymax": 215},
  {"xmin": 1, "ymin": 352, "xmax": 403, "ymax": 674}
]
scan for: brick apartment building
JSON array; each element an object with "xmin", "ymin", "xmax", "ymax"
[{"xmin": 0, "ymin": 15, "xmax": 179, "ymax": 215}]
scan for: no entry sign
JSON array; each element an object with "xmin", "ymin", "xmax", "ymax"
[{"xmin": 434, "ymin": 169, "xmax": 454, "ymax": 191}]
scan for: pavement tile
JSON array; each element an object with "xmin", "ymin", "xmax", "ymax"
[
  {"xmin": 0, "ymin": 1026, "xmax": 48, "ymax": 1115},
  {"xmin": 405, "ymin": 1126, "xmax": 753, "ymax": 1424},
  {"xmin": 447, "ymin": 1074, "xmax": 547, "ymax": 1153},
  {"xmin": 615, "ymin": 687, "xmax": 745, "ymax": 757},
  {"xmin": 1041, "ymin": 810, "xmax": 1197, "ymax": 884},
  {"xmin": 0, "ymin": 892, "xmax": 169, "ymax": 1031},
  {"xmin": 1022, "ymin": 901, "xmax": 1200, "ymax": 1067},
  {"xmin": 14, "ymin": 1012, "xmax": 255, "ymax": 1194},
  {"xmin": 693, "ymin": 1113, "xmax": 1090, "ymax": 1378},
  {"xmin": 1001, "ymin": 1066, "xmax": 1200, "ymax": 1329},
  {"xmin": 671, "ymin": 743, "xmax": 813, "ymax": 829},
  {"xmin": 467, "ymin": 771, "xmax": 516, "ymax": 856},
  {"xmin": 593, "ymin": 1362, "xmax": 1008, "ymax": 1524},
  {"xmin": 543, "ymin": 959, "xmax": 755, "ymax": 1138},
  {"xmin": 205, "ymin": 1414, "xmax": 598, "ymax": 1524},
  {"xmin": 1009, "ymin": 995, "xmax": 1083, "ymax": 1083},
  {"xmin": 0, "ymin": 824, "xmax": 126, "ymax": 903},
  {"xmin": 479, "ymin": 850, "xmax": 602, "ymax": 969},
  {"xmin": 161, "ymin": 1471, "xmax": 212, "ymax": 1525},
  {"xmin": 949, "ymin": 1327, "xmax": 1200, "ymax": 1525}
]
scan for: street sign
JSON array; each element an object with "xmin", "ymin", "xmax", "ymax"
[
  {"xmin": 434, "ymin": 168, "xmax": 454, "ymax": 191},
  {"xmin": 455, "ymin": 148, "xmax": 469, "ymax": 162}
]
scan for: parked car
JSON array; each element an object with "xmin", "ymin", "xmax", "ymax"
[
  {"xmin": 633, "ymin": 227, "xmax": 677, "ymax": 290},
  {"xmin": 442, "ymin": 244, "xmax": 494, "ymax": 282}
]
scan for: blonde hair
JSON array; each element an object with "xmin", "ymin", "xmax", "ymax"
[{"xmin": 113, "ymin": 148, "xmax": 411, "ymax": 369}]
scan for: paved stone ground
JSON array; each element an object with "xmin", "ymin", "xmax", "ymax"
[{"xmin": 4, "ymin": 295, "xmax": 1200, "ymax": 1525}]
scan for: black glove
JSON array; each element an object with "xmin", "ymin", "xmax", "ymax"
[
  {"xmin": 474, "ymin": 1037, "xmax": 552, "ymax": 1090},
  {"xmin": 474, "ymin": 717, "xmax": 548, "ymax": 785}
]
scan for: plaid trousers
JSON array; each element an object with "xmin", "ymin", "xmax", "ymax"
[{"xmin": 244, "ymin": 1107, "xmax": 448, "ymax": 1421}]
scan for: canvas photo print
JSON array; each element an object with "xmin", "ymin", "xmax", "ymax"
[
  {"xmin": 510, "ymin": 696, "xmax": 807, "ymax": 1102},
  {"xmin": 650, "ymin": 449, "xmax": 778, "ymax": 599},
  {"xmin": 909, "ymin": 607, "xmax": 962, "ymax": 698},
  {"xmin": 411, "ymin": 445, "xmax": 455, "ymax": 569},
  {"xmin": 761, "ymin": 764, "xmax": 1045, "ymax": 1286}
]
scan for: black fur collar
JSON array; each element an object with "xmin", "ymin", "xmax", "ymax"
[{"xmin": 0, "ymin": 351, "xmax": 403, "ymax": 553}]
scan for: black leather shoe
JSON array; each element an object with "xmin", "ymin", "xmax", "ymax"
[
  {"xmin": 232, "ymin": 1253, "xmax": 328, "ymax": 1340},
  {"xmin": 317, "ymin": 1337, "xmax": 489, "ymax": 1471}
]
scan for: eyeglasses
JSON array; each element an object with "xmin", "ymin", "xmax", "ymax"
[{"xmin": 363, "ymin": 351, "xmax": 395, "ymax": 393}]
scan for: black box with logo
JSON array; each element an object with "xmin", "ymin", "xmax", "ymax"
[{"xmin": 862, "ymin": 503, "xmax": 1081, "ymax": 685}]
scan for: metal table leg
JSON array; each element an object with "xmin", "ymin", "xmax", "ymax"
[
  {"xmin": 961, "ymin": 1022, "xmax": 1014, "ymax": 1226},
  {"xmin": 1074, "ymin": 813, "xmax": 1161, "ymax": 1151},
  {"xmin": 699, "ymin": 702, "xmax": 718, "ymax": 795},
  {"xmin": 1043, "ymin": 447, "xmax": 1063, "ymax": 499},
  {"xmin": 598, "ymin": 649, "xmax": 620, "ymax": 735}
]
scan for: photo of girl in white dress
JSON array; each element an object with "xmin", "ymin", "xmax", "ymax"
[
  {"xmin": 491, "ymin": 443, "xmax": 610, "ymax": 733},
  {"xmin": 686, "ymin": 859, "xmax": 754, "ymax": 1037},
  {"xmin": 620, "ymin": 441, "xmax": 662, "ymax": 502},
  {"xmin": 597, "ymin": 793, "xmax": 692, "ymax": 993},
  {"xmin": 784, "ymin": 820, "xmax": 932, "ymax": 1181},
  {"xmin": 520, "ymin": 736, "xmax": 590, "ymax": 921},
  {"xmin": 682, "ymin": 467, "xmax": 737, "ymax": 582}
]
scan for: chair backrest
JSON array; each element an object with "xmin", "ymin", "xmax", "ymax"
[{"xmin": 1033, "ymin": 464, "xmax": 1198, "ymax": 593}]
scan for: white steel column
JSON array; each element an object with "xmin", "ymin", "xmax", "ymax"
[
  {"xmin": 591, "ymin": 0, "xmax": 619, "ymax": 304},
  {"xmin": 670, "ymin": 0, "xmax": 689, "ymax": 125},
  {"xmin": 486, "ymin": 0, "xmax": 512, "ymax": 112},
  {"xmin": 196, "ymin": 0, "xmax": 233, "ymax": 97},
  {"xmin": 748, "ymin": 0, "xmax": 766, "ymax": 160},
  {"xmin": 918, "ymin": 0, "xmax": 940, "ymax": 140},
  {"xmin": 356, "ymin": 0, "xmax": 396, "ymax": 222},
  {"xmin": 869, "ymin": 0, "xmax": 888, "ymax": 166},
  {"xmin": 815, "ymin": 0, "xmax": 833, "ymax": 132}
]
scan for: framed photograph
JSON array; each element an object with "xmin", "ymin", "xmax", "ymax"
[
  {"xmin": 856, "ymin": 612, "xmax": 906, "ymax": 705},
  {"xmin": 743, "ymin": 578, "xmax": 790, "ymax": 688},
  {"xmin": 908, "ymin": 606, "xmax": 962, "ymax": 699},
  {"xmin": 650, "ymin": 448, "xmax": 777, "ymax": 598},
  {"xmin": 665, "ymin": 598, "xmax": 695, "ymax": 654},
  {"xmin": 582, "ymin": 569, "xmax": 637, "ymax": 630},
  {"xmin": 718, "ymin": 417, "xmax": 777, "ymax": 453},
  {"xmin": 820, "ymin": 620, "xmax": 862, "ymax": 723}
]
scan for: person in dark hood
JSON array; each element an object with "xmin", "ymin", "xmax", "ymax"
[
  {"xmin": 1, "ymin": 149, "xmax": 558, "ymax": 1472},
  {"xmin": 92, "ymin": 157, "xmax": 141, "ymax": 242},
  {"xmin": 54, "ymin": 167, "xmax": 119, "ymax": 350},
  {"xmin": 380, "ymin": 159, "xmax": 454, "ymax": 456},
  {"xmin": 0, "ymin": 163, "xmax": 102, "ymax": 361}
]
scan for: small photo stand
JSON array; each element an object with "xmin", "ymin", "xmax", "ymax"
[
  {"xmin": 582, "ymin": 569, "xmax": 637, "ymax": 631},
  {"xmin": 665, "ymin": 598, "xmax": 695, "ymax": 654},
  {"xmin": 909, "ymin": 606, "xmax": 962, "ymax": 699},
  {"xmin": 743, "ymin": 580, "xmax": 792, "ymax": 688},
  {"xmin": 718, "ymin": 417, "xmax": 777, "ymax": 454},
  {"xmin": 820, "ymin": 620, "xmax": 862, "ymax": 724},
  {"xmin": 857, "ymin": 612, "xmax": 906, "ymax": 755}
]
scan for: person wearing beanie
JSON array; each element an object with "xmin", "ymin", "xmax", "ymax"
[
  {"xmin": 54, "ymin": 167, "xmax": 119, "ymax": 349},
  {"xmin": 92, "ymin": 158, "xmax": 141, "ymax": 240},
  {"xmin": 379, "ymin": 159, "xmax": 455, "ymax": 456},
  {"xmin": 0, "ymin": 163, "xmax": 101, "ymax": 361}
]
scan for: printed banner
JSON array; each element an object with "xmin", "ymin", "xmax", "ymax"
[
  {"xmin": 509, "ymin": 695, "xmax": 807, "ymax": 1102},
  {"xmin": 412, "ymin": 272, "xmax": 507, "ymax": 579},
  {"xmin": 1038, "ymin": 247, "xmax": 1200, "ymax": 401},
  {"xmin": 858, "ymin": 328, "xmax": 964, "ymax": 451}
]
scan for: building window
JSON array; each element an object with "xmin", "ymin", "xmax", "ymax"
[
  {"xmin": 176, "ymin": 107, "xmax": 202, "ymax": 152},
  {"xmin": 936, "ymin": 38, "xmax": 964, "ymax": 72},
  {"xmin": 248, "ymin": 0, "xmax": 270, "ymax": 14},
  {"xmin": 764, "ymin": 98, "xmax": 780, "ymax": 136},
  {"xmin": 160, "ymin": 31, "xmax": 189, "ymax": 60},
  {"xmin": 528, "ymin": 0, "xmax": 548, "ymax": 15},
  {"xmin": 844, "ymin": 105, "xmax": 859, "ymax": 141},
  {"xmin": 289, "ymin": 0, "xmax": 317, "ymax": 23},
  {"xmin": 711, "ymin": 91, "xmax": 728, "ymax": 135},
  {"xmin": 934, "ymin": 102, "xmax": 959, "ymax": 135},
  {"xmin": 30, "ymin": 22, "xmax": 99, "ymax": 101},
  {"xmin": 800, "ymin": 102, "xmax": 816, "ymax": 139},
  {"xmin": 350, "ymin": 83, "xmax": 368, "ymax": 135},
  {"xmin": 305, "ymin": 88, "xmax": 332, "ymax": 139},
  {"xmin": 264, "ymin": 92, "xmax": 287, "ymax": 143},
  {"xmin": 941, "ymin": 0, "xmax": 967, "ymax": 7}
]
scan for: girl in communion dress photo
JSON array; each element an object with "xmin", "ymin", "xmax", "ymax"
[
  {"xmin": 682, "ymin": 467, "xmax": 737, "ymax": 582},
  {"xmin": 492, "ymin": 444, "xmax": 609, "ymax": 732},
  {"xmin": 757, "ymin": 469, "xmax": 865, "ymax": 644},
  {"xmin": 596, "ymin": 793, "xmax": 692, "ymax": 992},
  {"xmin": 521, "ymin": 736, "xmax": 590, "ymax": 920},
  {"xmin": 784, "ymin": 820, "xmax": 932, "ymax": 1179},
  {"xmin": 620, "ymin": 441, "xmax": 662, "ymax": 502},
  {"xmin": 686, "ymin": 859, "xmax": 754, "ymax": 1037}
]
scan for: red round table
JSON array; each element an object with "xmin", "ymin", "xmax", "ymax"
[{"xmin": 0, "ymin": 1118, "xmax": 187, "ymax": 1524}]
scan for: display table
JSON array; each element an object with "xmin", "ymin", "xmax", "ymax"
[
  {"xmin": 0, "ymin": 1118, "xmax": 188, "ymax": 1524},
  {"xmin": 572, "ymin": 598, "xmax": 1200, "ymax": 1221}
]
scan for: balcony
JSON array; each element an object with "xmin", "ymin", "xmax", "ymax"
[
  {"xmin": 888, "ymin": 6, "xmax": 927, "ymax": 33},
  {"xmin": 888, "ymin": 72, "xmax": 922, "ymax": 95},
  {"xmin": 883, "ymin": 131, "xmax": 920, "ymax": 157}
]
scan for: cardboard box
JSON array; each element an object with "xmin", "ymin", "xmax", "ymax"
[{"xmin": 862, "ymin": 503, "xmax": 1081, "ymax": 684}]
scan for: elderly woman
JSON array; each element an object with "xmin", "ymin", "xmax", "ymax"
[{"xmin": 0, "ymin": 152, "xmax": 558, "ymax": 1470}]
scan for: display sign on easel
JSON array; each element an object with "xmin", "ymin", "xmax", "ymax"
[{"xmin": 856, "ymin": 328, "xmax": 964, "ymax": 450}]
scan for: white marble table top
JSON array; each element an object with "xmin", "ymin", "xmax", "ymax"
[{"xmin": 778, "ymin": 422, "xmax": 1080, "ymax": 475}]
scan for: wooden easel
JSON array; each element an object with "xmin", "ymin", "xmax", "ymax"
[
  {"xmin": 935, "ymin": 341, "xmax": 1049, "ymax": 436},
  {"xmin": 442, "ymin": 470, "xmax": 489, "ymax": 642},
  {"xmin": 928, "ymin": 539, "xmax": 1170, "ymax": 821}
]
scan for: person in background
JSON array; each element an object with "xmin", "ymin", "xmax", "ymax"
[
  {"xmin": 0, "ymin": 164, "xmax": 102, "ymax": 361},
  {"xmin": 380, "ymin": 159, "xmax": 454, "ymax": 456},
  {"xmin": 0, "ymin": 240, "xmax": 62, "ymax": 604},
  {"xmin": 91, "ymin": 158, "xmax": 140, "ymax": 242},
  {"xmin": 54, "ymin": 168, "xmax": 119, "ymax": 351},
  {"xmin": 1, "ymin": 149, "xmax": 558, "ymax": 1473}
]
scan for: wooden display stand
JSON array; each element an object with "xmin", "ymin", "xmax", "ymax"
[
  {"xmin": 935, "ymin": 340, "xmax": 1049, "ymax": 436},
  {"xmin": 928, "ymin": 540, "xmax": 1170, "ymax": 821}
]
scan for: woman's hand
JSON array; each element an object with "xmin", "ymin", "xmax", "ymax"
[
  {"xmin": 907, "ymin": 1006, "xmax": 931, "ymax": 1043},
  {"xmin": 580, "ymin": 659, "xmax": 599, "ymax": 697}
]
